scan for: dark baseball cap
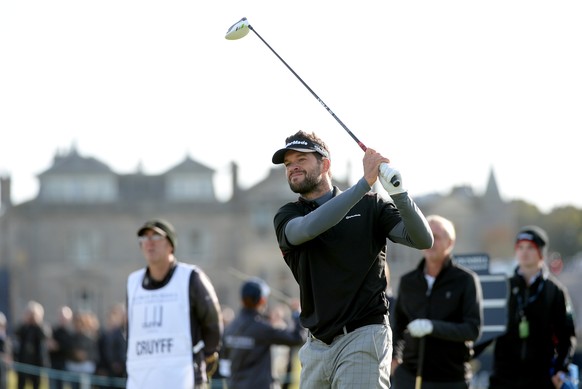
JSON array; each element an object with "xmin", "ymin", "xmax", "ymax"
[
  {"xmin": 137, "ymin": 218, "xmax": 177, "ymax": 249},
  {"xmin": 241, "ymin": 278, "xmax": 271, "ymax": 304},
  {"xmin": 516, "ymin": 225, "xmax": 548, "ymax": 248},
  {"xmin": 515, "ymin": 225, "xmax": 548, "ymax": 257},
  {"xmin": 272, "ymin": 138, "xmax": 330, "ymax": 164}
]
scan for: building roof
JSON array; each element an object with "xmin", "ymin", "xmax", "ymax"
[
  {"xmin": 38, "ymin": 146, "xmax": 112, "ymax": 176},
  {"xmin": 166, "ymin": 155, "xmax": 215, "ymax": 174}
]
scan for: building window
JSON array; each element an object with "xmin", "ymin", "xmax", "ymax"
[
  {"xmin": 251, "ymin": 206, "xmax": 272, "ymax": 238},
  {"xmin": 166, "ymin": 174, "xmax": 214, "ymax": 201},
  {"xmin": 42, "ymin": 175, "xmax": 117, "ymax": 203},
  {"xmin": 186, "ymin": 228, "xmax": 210, "ymax": 263},
  {"xmin": 67, "ymin": 230, "xmax": 100, "ymax": 267}
]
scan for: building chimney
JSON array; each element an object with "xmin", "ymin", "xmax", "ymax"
[
  {"xmin": 0, "ymin": 175, "xmax": 12, "ymax": 208},
  {"xmin": 231, "ymin": 161, "xmax": 240, "ymax": 201}
]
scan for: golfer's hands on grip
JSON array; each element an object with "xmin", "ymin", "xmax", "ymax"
[
  {"xmin": 379, "ymin": 162, "xmax": 406, "ymax": 196},
  {"xmin": 407, "ymin": 319, "xmax": 433, "ymax": 338},
  {"xmin": 363, "ymin": 148, "xmax": 390, "ymax": 187}
]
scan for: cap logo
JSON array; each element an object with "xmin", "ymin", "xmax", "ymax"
[
  {"xmin": 284, "ymin": 139, "xmax": 328, "ymax": 158},
  {"xmin": 285, "ymin": 140, "xmax": 309, "ymax": 148},
  {"xmin": 517, "ymin": 232, "xmax": 535, "ymax": 242},
  {"xmin": 272, "ymin": 136, "xmax": 329, "ymax": 164}
]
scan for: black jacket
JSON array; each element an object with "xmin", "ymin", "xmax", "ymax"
[
  {"xmin": 488, "ymin": 266, "xmax": 577, "ymax": 389},
  {"xmin": 392, "ymin": 257, "xmax": 483, "ymax": 383},
  {"xmin": 14, "ymin": 323, "xmax": 50, "ymax": 367},
  {"xmin": 223, "ymin": 307, "xmax": 306, "ymax": 389},
  {"xmin": 49, "ymin": 325, "xmax": 72, "ymax": 370}
]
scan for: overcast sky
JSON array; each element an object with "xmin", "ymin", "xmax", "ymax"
[{"xmin": 1, "ymin": 1, "xmax": 580, "ymax": 212}]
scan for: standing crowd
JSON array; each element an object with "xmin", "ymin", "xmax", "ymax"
[
  {"xmin": 2, "ymin": 301, "xmax": 128, "ymax": 389},
  {"xmin": 0, "ymin": 130, "xmax": 578, "ymax": 389}
]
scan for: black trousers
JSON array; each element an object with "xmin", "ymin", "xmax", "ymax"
[
  {"xmin": 391, "ymin": 364, "xmax": 469, "ymax": 389},
  {"xmin": 18, "ymin": 372, "xmax": 41, "ymax": 389}
]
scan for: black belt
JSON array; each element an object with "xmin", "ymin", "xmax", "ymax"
[{"xmin": 314, "ymin": 313, "xmax": 386, "ymax": 345}]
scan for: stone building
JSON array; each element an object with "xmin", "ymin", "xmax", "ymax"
[{"xmin": 0, "ymin": 147, "xmax": 515, "ymax": 325}]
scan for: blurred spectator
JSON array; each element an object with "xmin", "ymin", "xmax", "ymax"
[
  {"xmin": 14, "ymin": 300, "xmax": 50, "ymax": 389},
  {"xmin": 47, "ymin": 305, "xmax": 73, "ymax": 389},
  {"xmin": 96, "ymin": 303, "xmax": 127, "ymax": 387},
  {"xmin": 391, "ymin": 215, "xmax": 482, "ymax": 389},
  {"xmin": 488, "ymin": 226, "xmax": 577, "ymax": 389},
  {"xmin": 0, "ymin": 311, "xmax": 12, "ymax": 389},
  {"xmin": 66, "ymin": 311, "xmax": 99, "ymax": 389},
  {"xmin": 222, "ymin": 278, "xmax": 306, "ymax": 389},
  {"xmin": 221, "ymin": 306, "xmax": 236, "ymax": 329}
]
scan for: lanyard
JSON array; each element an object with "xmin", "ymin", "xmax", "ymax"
[{"xmin": 515, "ymin": 277, "xmax": 545, "ymax": 317}]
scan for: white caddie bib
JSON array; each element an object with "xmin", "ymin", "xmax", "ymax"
[{"xmin": 126, "ymin": 264, "xmax": 195, "ymax": 389}]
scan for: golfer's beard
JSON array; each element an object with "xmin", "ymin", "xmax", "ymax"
[{"xmin": 288, "ymin": 169, "xmax": 322, "ymax": 195}]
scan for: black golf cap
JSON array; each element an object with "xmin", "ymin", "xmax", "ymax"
[
  {"xmin": 515, "ymin": 225, "xmax": 548, "ymax": 257},
  {"xmin": 137, "ymin": 218, "xmax": 177, "ymax": 250},
  {"xmin": 272, "ymin": 138, "xmax": 330, "ymax": 164},
  {"xmin": 241, "ymin": 278, "xmax": 270, "ymax": 305}
]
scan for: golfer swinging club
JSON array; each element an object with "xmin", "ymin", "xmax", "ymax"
[{"xmin": 272, "ymin": 130, "xmax": 434, "ymax": 388}]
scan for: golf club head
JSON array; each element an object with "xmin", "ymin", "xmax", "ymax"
[{"xmin": 225, "ymin": 17, "xmax": 250, "ymax": 40}]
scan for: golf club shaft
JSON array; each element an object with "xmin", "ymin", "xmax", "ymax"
[
  {"xmin": 248, "ymin": 25, "xmax": 367, "ymax": 152},
  {"xmin": 415, "ymin": 337, "xmax": 426, "ymax": 389},
  {"xmin": 246, "ymin": 23, "xmax": 400, "ymax": 187}
]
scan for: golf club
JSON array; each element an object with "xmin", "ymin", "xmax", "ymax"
[
  {"xmin": 225, "ymin": 17, "xmax": 400, "ymax": 187},
  {"xmin": 415, "ymin": 337, "xmax": 425, "ymax": 389}
]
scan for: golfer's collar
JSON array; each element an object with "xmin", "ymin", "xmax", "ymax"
[
  {"xmin": 315, "ymin": 190, "xmax": 334, "ymax": 205},
  {"xmin": 300, "ymin": 189, "xmax": 334, "ymax": 207}
]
